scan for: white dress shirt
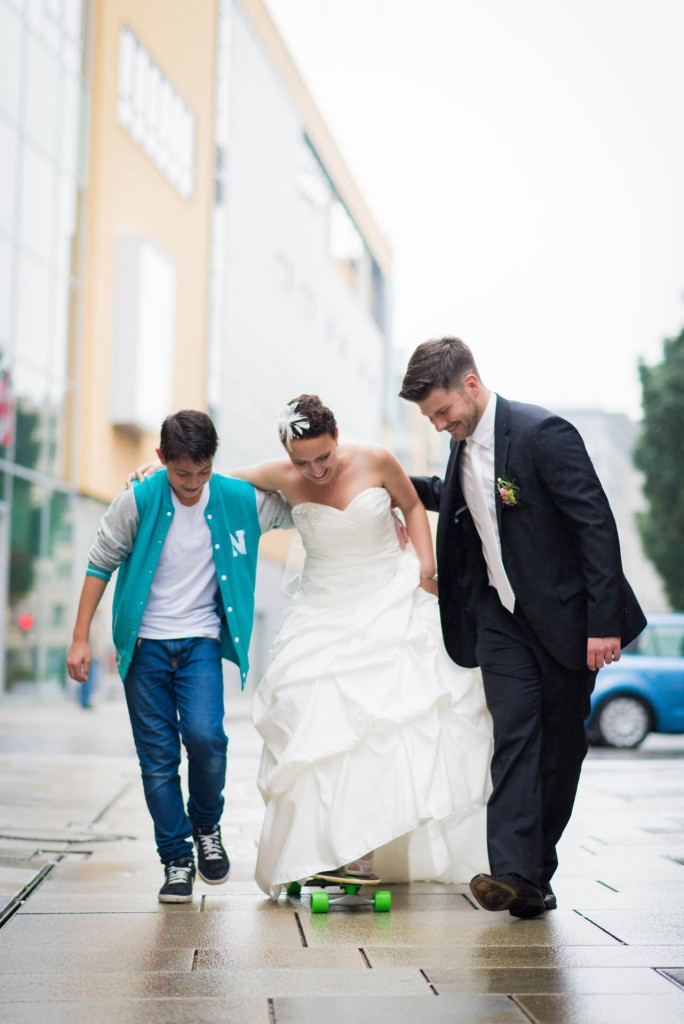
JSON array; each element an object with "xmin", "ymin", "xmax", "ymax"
[{"xmin": 460, "ymin": 393, "xmax": 516, "ymax": 613}]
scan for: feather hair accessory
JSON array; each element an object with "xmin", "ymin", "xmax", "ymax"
[{"xmin": 276, "ymin": 403, "xmax": 311, "ymax": 446}]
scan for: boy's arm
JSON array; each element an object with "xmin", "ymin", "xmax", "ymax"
[
  {"xmin": 87, "ymin": 487, "xmax": 139, "ymax": 577},
  {"xmin": 67, "ymin": 488, "xmax": 140, "ymax": 682},
  {"xmin": 67, "ymin": 576, "xmax": 107, "ymax": 682},
  {"xmin": 255, "ymin": 487, "xmax": 293, "ymax": 531}
]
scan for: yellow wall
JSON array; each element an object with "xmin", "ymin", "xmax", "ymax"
[{"xmin": 78, "ymin": 0, "xmax": 218, "ymax": 501}]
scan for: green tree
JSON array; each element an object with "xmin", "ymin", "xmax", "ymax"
[{"xmin": 634, "ymin": 325, "xmax": 684, "ymax": 608}]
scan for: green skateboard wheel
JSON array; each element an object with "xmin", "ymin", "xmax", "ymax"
[
  {"xmin": 310, "ymin": 891, "xmax": 330, "ymax": 914},
  {"xmin": 286, "ymin": 882, "xmax": 302, "ymax": 897},
  {"xmin": 373, "ymin": 890, "xmax": 391, "ymax": 913}
]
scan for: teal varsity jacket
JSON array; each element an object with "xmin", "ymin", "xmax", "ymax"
[{"xmin": 85, "ymin": 470, "xmax": 291, "ymax": 686}]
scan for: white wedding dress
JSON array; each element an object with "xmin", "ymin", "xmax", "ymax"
[{"xmin": 252, "ymin": 487, "xmax": 493, "ymax": 898}]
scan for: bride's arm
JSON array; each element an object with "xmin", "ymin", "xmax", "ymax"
[
  {"xmin": 231, "ymin": 460, "xmax": 290, "ymax": 492},
  {"xmin": 378, "ymin": 450, "xmax": 437, "ymax": 593},
  {"xmin": 125, "ymin": 458, "xmax": 290, "ymax": 492}
]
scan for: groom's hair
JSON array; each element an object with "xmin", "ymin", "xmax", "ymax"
[{"xmin": 399, "ymin": 337, "xmax": 481, "ymax": 401}]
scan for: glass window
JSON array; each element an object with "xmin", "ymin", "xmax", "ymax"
[
  {"xmin": 147, "ymin": 63, "xmax": 162, "ymax": 164},
  {"xmin": 131, "ymin": 45, "xmax": 147, "ymax": 145},
  {"xmin": 0, "ymin": 119, "xmax": 18, "ymax": 236},
  {"xmin": 20, "ymin": 142, "xmax": 56, "ymax": 264},
  {"xmin": 8, "ymin": 475, "xmax": 39, "ymax": 605},
  {"xmin": 111, "ymin": 235, "xmax": 176, "ymax": 435},
  {"xmin": 652, "ymin": 625, "xmax": 684, "ymax": 657},
  {"xmin": 46, "ymin": 373, "xmax": 71, "ymax": 481},
  {"xmin": 25, "ymin": 33, "xmax": 59, "ymax": 158},
  {"xmin": 61, "ymin": 0, "xmax": 83, "ymax": 43},
  {"xmin": 50, "ymin": 272, "xmax": 70, "ymax": 382},
  {"xmin": 55, "ymin": 172, "xmax": 78, "ymax": 278},
  {"xmin": 6, "ymin": 475, "xmax": 41, "ymax": 688},
  {"xmin": 0, "ymin": 2, "xmax": 22, "ymax": 123},
  {"xmin": 330, "ymin": 200, "xmax": 364, "ymax": 262},
  {"xmin": 60, "ymin": 70, "xmax": 81, "ymax": 177},
  {"xmin": 0, "ymin": 236, "xmax": 13, "ymax": 350},
  {"xmin": 371, "ymin": 259, "xmax": 387, "ymax": 333},
  {"xmin": 158, "ymin": 78, "xmax": 173, "ymax": 175},
  {"xmin": 117, "ymin": 28, "xmax": 196, "ymax": 198},
  {"xmin": 117, "ymin": 27, "xmax": 134, "ymax": 128},
  {"xmin": 16, "ymin": 252, "xmax": 52, "ymax": 379},
  {"xmin": 0, "ymin": 362, "xmax": 15, "ymax": 460},
  {"xmin": 12, "ymin": 386, "xmax": 47, "ymax": 473},
  {"xmin": 638, "ymin": 624, "xmax": 684, "ymax": 657}
]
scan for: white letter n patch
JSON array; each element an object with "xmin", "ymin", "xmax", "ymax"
[{"xmin": 230, "ymin": 530, "xmax": 247, "ymax": 557}]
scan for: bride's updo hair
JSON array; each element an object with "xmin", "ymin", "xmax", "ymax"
[{"xmin": 277, "ymin": 394, "xmax": 337, "ymax": 448}]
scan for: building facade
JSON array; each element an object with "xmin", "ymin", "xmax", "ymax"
[
  {"xmin": 0, "ymin": 0, "xmax": 89, "ymax": 692},
  {"xmin": 0, "ymin": 0, "xmax": 390, "ymax": 693}
]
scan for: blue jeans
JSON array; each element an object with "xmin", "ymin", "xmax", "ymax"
[{"xmin": 123, "ymin": 637, "xmax": 227, "ymax": 864}]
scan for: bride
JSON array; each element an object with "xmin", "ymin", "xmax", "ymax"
[
  {"xmin": 132, "ymin": 394, "xmax": 493, "ymax": 898},
  {"xmin": 233, "ymin": 395, "xmax": 492, "ymax": 898}
]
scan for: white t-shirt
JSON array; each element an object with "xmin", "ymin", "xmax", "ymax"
[{"xmin": 139, "ymin": 483, "xmax": 221, "ymax": 640}]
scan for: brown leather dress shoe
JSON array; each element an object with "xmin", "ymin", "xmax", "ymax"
[{"xmin": 470, "ymin": 873, "xmax": 545, "ymax": 919}]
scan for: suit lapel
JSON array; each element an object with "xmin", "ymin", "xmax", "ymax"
[
  {"xmin": 494, "ymin": 395, "xmax": 511, "ymax": 534},
  {"xmin": 438, "ymin": 440, "xmax": 468, "ymax": 562},
  {"xmin": 444, "ymin": 439, "xmax": 466, "ymax": 512}
]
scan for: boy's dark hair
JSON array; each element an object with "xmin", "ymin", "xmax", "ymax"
[
  {"xmin": 399, "ymin": 337, "xmax": 481, "ymax": 402},
  {"xmin": 159, "ymin": 410, "xmax": 219, "ymax": 463},
  {"xmin": 279, "ymin": 395, "xmax": 337, "ymax": 445}
]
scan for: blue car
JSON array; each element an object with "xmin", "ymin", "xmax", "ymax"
[{"xmin": 585, "ymin": 613, "xmax": 684, "ymax": 748}]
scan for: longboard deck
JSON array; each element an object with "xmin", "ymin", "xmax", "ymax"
[{"xmin": 312, "ymin": 873, "xmax": 381, "ymax": 886}]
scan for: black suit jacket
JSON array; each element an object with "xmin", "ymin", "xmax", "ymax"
[{"xmin": 412, "ymin": 396, "xmax": 647, "ymax": 670}]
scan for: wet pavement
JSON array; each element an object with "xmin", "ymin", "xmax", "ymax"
[{"xmin": 1, "ymin": 689, "xmax": 683, "ymax": 1023}]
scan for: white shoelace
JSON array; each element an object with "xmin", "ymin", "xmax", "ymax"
[
  {"xmin": 197, "ymin": 831, "xmax": 224, "ymax": 861},
  {"xmin": 167, "ymin": 863, "xmax": 192, "ymax": 885}
]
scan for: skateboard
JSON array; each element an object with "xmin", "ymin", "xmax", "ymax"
[{"xmin": 286, "ymin": 872, "xmax": 392, "ymax": 914}]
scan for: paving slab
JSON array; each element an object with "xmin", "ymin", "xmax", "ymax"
[
  {"xmin": 515, "ymin": 992, "xmax": 684, "ymax": 1024},
  {"xmin": 195, "ymin": 946, "xmax": 366, "ymax": 969},
  {"xmin": 425, "ymin": 965, "xmax": 676, "ymax": 994},
  {"xmin": 16, "ymin": 893, "xmax": 200, "ymax": 914},
  {"xmin": 0, "ymin": 945, "xmax": 195, "ymax": 974},
  {"xmin": 575, "ymin": 909, "xmax": 684, "ymax": 945},
  {"xmin": 364, "ymin": 944, "xmax": 684, "ymax": 969},
  {"xmin": 271, "ymin": 994, "xmax": 528, "ymax": 1022},
  {"xmin": 0, "ymin": 998, "xmax": 270, "ymax": 1024},
  {"xmin": 300, "ymin": 909, "xmax": 620, "ymax": 948},
  {"xmin": 0, "ymin": 967, "xmax": 429, "ymax": 1000},
  {"xmin": 0, "ymin": 908, "xmax": 304, "ymax": 950}
]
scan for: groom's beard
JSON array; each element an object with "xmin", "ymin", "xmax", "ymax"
[{"xmin": 446, "ymin": 411, "xmax": 480, "ymax": 441}]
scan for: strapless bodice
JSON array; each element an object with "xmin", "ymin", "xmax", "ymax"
[{"xmin": 290, "ymin": 487, "xmax": 404, "ymax": 596}]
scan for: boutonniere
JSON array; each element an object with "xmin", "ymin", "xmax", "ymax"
[{"xmin": 496, "ymin": 472, "xmax": 521, "ymax": 508}]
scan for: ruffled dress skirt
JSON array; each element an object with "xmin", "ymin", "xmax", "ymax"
[{"xmin": 252, "ymin": 488, "xmax": 493, "ymax": 898}]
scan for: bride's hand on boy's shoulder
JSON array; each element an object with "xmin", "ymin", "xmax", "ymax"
[{"xmin": 125, "ymin": 460, "xmax": 162, "ymax": 489}]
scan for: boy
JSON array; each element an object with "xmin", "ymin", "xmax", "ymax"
[{"xmin": 67, "ymin": 411, "xmax": 291, "ymax": 902}]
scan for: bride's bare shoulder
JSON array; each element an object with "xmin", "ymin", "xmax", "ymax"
[{"xmin": 342, "ymin": 441, "xmax": 398, "ymax": 469}]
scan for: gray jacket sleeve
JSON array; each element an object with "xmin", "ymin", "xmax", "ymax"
[
  {"xmin": 87, "ymin": 487, "xmax": 140, "ymax": 574},
  {"xmin": 255, "ymin": 488, "xmax": 293, "ymax": 532}
]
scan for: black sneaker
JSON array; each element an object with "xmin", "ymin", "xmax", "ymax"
[
  {"xmin": 158, "ymin": 857, "xmax": 195, "ymax": 903},
  {"xmin": 194, "ymin": 824, "xmax": 230, "ymax": 884}
]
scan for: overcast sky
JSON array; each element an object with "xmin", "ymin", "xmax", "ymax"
[{"xmin": 264, "ymin": 0, "xmax": 684, "ymax": 417}]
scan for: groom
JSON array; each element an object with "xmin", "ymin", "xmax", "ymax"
[{"xmin": 400, "ymin": 337, "xmax": 646, "ymax": 918}]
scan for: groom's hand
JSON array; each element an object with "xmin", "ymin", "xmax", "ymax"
[{"xmin": 587, "ymin": 637, "xmax": 621, "ymax": 671}]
